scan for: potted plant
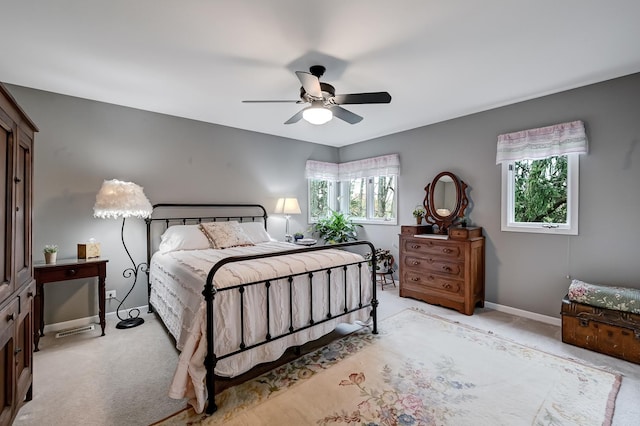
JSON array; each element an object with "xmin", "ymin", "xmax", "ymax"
[
  {"xmin": 44, "ymin": 244, "xmax": 58, "ymax": 264},
  {"xmin": 311, "ymin": 210, "xmax": 362, "ymax": 244},
  {"xmin": 365, "ymin": 248, "xmax": 395, "ymax": 273},
  {"xmin": 413, "ymin": 206, "xmax": 426, "ymax": 224},
  {"xmin": 293, "ymin": 232, "xmax": 304, "ymax": 241}
]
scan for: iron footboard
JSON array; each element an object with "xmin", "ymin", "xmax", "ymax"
[{"xmin": 202, "ymin": 241, "xmax": 378, "ymax": 414}]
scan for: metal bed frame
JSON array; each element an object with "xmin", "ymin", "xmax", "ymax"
[{"xmin": 145, "ymin": 203, "xmax": 378, "ymax": 414}]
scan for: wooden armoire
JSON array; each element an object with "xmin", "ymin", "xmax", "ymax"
[{"xmin": 0, "ymin": 83, "xmax": 37, "ymax": 426}]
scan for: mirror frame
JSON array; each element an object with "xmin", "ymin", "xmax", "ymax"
[{"xmin": 423, "ymin": 171, "xmax": 469, "ymax": 234}]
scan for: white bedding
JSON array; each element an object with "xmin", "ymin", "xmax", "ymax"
[{"xmin": 149, "ymin": 241, "xmax": 373, "ymax": 413}]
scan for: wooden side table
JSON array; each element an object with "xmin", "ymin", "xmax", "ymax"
[{"xmin": 32, "ymin": 258, "xmax": 108, "ymax": 351}]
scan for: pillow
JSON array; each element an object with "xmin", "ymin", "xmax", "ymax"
[
  {"xmin": 239, "ymin": 221, "xmax": 272, "ymax": 244},
  {"xmin": 199, "ymin": 221, "xmax": 255, "ymax": 249},
  {"xmin": 158, "ymin": 225, "xmax": 210, "ymax": 253}
]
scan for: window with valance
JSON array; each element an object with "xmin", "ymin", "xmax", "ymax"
[
  {"xmin": 497, "ymin": 120, "xmax": 588, "ymax": 235},
  {"xmin": 305, "ymin": 154, "xmax": 400, "ymax": 223}
]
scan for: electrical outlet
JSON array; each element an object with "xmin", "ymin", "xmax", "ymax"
[{"xmin": 106, "ymin": 290, "xmax": 116, "ymax": 300}]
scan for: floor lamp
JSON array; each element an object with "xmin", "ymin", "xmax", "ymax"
[
  {"xmin": 93, "ymin": 179, "xmax": 153, "ymax": 329},
  {"xmin": 274, "ymin": 197, "xmax": 301, "ymax": 242}
]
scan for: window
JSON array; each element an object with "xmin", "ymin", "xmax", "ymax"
[
  {"xmin": 306, "ymin": 155, "xmax": 399, "ymax": 224},
  {"xmin": 346, "ymin": 178, "xmax": 367, "ymax": 218},
  {"xmin": 497, "ymin": 121, "xmax": 587, "ymax": 235},
  {"xmin": 342, "ymin": 175, "xmax": 397, "ymax": 223},
  {"xmin": 501, "ymin": 154, "xmax": 579, "ymax": 234},
  {"xmin": 308, "ymin": 179, "xmax": 336, "ymax": 222}
]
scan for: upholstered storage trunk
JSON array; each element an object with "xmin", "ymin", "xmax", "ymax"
[{"xmin": 561, "ymin": 296, "xmax": 640, "ymax": 364}]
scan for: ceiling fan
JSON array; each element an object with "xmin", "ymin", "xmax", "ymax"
[{"xmin": 242, "ymin": 65, "xmax": 392, "ymax": 125}]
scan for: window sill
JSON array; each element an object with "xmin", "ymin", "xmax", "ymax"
[{"xmin": 501, "ymin": 223, "xmax": 578, "ymax": 235}]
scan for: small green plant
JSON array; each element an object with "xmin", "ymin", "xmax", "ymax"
[
  {"xmin": 43, "ymin": 244, "xmax": 58, "ymax": 253},
  {"xmin": 311, "ymin": 210, "xmax": 362, "ymax": 244},
  {"xmin": 365, "ymin": 248, "xmax": 395, "ymax": 272},
  {"xmin": 293, "ymin": 232, "xmax": 304, "ymax": 240},
  {"xmin": 412, "ymin": 206, "xmax": 426, "ymax": 218}
]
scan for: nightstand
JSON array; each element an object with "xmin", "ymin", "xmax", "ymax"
[{"xmin": 33, "ymin": 258, "xmax": 108, "ymax": 351}]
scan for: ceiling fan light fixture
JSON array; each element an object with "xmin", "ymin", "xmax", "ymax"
[{"xmin": 303, "ymin": 106, "xmax": 332, "ymax": 125}]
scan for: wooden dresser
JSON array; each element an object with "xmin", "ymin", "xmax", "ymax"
[
  {"xmin": 0, "ymin": 83, "xmax": 37, "ymax": 426},
  {"xmin": 399, "ymin": 225, "xmax": 485, "ymax": 315}
]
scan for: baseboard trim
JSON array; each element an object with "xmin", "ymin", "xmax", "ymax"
[
  {"xmin": 43, "ymin": 302, "xmax": 561, "ymax": 332},
  {"xmin": 43, "ymin": 305, "xmax": 149, "ymax": 334},
  {"xmin": 485, "ymin": 301, "xmax": 561, "ymax": 327}
]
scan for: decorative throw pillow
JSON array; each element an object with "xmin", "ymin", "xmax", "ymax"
[
  {"xmin": 239, "ymin": 221, "xmax": 272, "ymax": 244},
  {"xmin": 158, "ymin": 225, "xmax": 211, "ymax": 253},
  {"xmin": 199, "ymin": 221, "xmax": 255, "ymax": 249}
]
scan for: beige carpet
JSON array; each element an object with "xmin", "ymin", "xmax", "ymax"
[
  {"xmin": 13, "ymin": 286, "xmax": 640, "ymax": 425},
  {"xmin": 157, "ymin": 308, "xmax": 621, "ymax": 426}
]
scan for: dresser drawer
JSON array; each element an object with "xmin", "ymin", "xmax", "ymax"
[
  {"xmin": 17, "ymin": 281, "xmax": 35, "ymax": 315},
  {"xmin": 35, "ymin": 263, "xmax": 101, "ymax": 283},
  {"xmin": 0, "ymin": 298, "xmax": 19, "ymax": 336},
  {"xmin": 402, "ymin": 238, "xmax": 463, "ymax": 260},
  {"xmin": 401, "ymin": 225, "xmax": 433, "ymax": 235},
  {"xmin": 403, "ymin": 255, "xmax": 464, "ymax": 278},
  {"xmin": 402, "ymin": 269, "xmax": 463, "ymax": 295}
]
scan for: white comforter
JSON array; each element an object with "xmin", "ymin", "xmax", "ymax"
[{"xmin": 149, "ymin": 242, "xmax": 373, "ymax": 413}]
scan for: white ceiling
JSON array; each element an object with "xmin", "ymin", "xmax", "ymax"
[{"xmin": 2, "ymin": 1, "xmax": 640, "ymax": 147}]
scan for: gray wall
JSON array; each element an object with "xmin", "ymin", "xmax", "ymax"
[
  {"xmin": 341, "ymin": 72, "xmax": 640, "ymax": 317},
  {"xmin": 8, "ymin": 71, "xmax": 640, "ymax": 324},
  {"xmin": 8, "ymin": 85, "xmax": 337, "ymax": 325}
]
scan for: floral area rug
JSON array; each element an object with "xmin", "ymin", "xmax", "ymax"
[{"xmin": 156, "ymin": 308, "xmax": 620, "ymax": 426}]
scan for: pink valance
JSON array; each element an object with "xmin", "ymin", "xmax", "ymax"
[
  {"xmin": 305, "ymin": 154, "xmax": 400, "ymax": 181},
  {"xmin": 496, "ymin": 120, "xmax": 588, "ymax": 164},
  {"xmin": 304, "ymin": 160, "xmax": 340, "ymax": 180}
]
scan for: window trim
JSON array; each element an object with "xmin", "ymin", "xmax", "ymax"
[{"xmin": 501, "ymin": 153, "xmax": 579, "ymax": 235}]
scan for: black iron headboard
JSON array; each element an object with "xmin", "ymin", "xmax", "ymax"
[{"xmin": 145, "ymin": 203, "xmax": 269, "ymax": 308}]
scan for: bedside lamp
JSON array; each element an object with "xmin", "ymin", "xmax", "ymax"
[
  {"xmin": 274, "ymin": 198, "xmax": 301, "ymax": 242},
  {"xmin": 93, "ymin": 179, "xmax": 153, "ymax": 329}
]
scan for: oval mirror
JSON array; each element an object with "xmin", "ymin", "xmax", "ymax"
[{"xmin": 423, "ymin": 171, "xmax": 469, "ymax": 233}]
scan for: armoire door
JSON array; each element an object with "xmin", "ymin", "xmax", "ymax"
[
  {"xmin": 14, "ymin": 131, "xmax": 32, "ymax": 287},
  {"xmin": 0, "ymin": 121, "xmax": 13, "ymax": 303}
]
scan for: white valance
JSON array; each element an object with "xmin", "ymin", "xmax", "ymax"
[
  {"xmin": 496, "ymin": 120, "xmax": 588, "ymax": 164},
  {"xmin": 306, "ymin": 154, "xmax": 400, "ymax": 181},
  {"xmin": 305, "ymin": 160, "xmax": 339, "ymax": 180},
  {"xmin": 338, "ymin": 154, "xmax": 400, "ymax": 180}
]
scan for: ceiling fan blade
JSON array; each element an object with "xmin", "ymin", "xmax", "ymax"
[
  {"xmin": 333, "ymin": 92, "xmax": 392, "ymax": 105},
  {"xmin": 329, "ymin": 105, "xmax": 363, "ymax": 124},
  {"xmin": 284, "ymin": 109, "xmax": 305, "ymax": 125},
  {"xmin": 295, "ymin": 71, "xmax": 322, "ymax": 98},
  {"xmin": 242, "ymin": 100, "xmax": 301, "ymax": 103}
]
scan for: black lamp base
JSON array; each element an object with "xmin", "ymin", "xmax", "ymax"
[{"xmin": 115, "ymin": 317, "xmax": 144, "ymax": 329}]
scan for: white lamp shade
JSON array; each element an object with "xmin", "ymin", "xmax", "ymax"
[
  {"xmin": 274, "ymin": 198, "xmax": 301, "ymax": 215},
  {"xmin": 93, "ymin": 179, "xmax": 153, "ymax": 219},
  {"xmin": 303, "ymin": 107, "xmax": 332, "ymax": 125}
]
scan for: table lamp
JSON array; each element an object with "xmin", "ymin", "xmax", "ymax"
[{"xmin": 274, "ymin": 198, "xmax": 301, "ymax": 242}]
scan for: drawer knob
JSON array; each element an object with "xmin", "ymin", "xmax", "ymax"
[
  {"xmin": 411, "ymin": 260, "xmax": 420, "ymax": 265},
  {"xmin": 443, "ymin": 283, "xmax": 452, "ymax": 289},
  {"xmin": 411, "ymin": 277, "xmax": 420, "ymax": 282},
  {"xmin": 67, "ymin": 269, "xmax": 77, "ymax": 276},
  {"xmin": 411, "ymin": 244, "xmax": 420, "ymax": 249},
  {"xmin": 443, "ymin": 248, "xmax": 452, "ymax": 254},
  {"xmin": 28, "ymin": 291, "xmax": 34, "ymax": 298},
  {"xmin": 7, "ymin": 313, "xmax": 14, "ymax": 322},
  {"xmin": 442, "ymin": 266, "xmax": 452, "ymax": 272},
  {"xmin": 14, "ymin": 347, "xmax": 22, "ymax": 355}
]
